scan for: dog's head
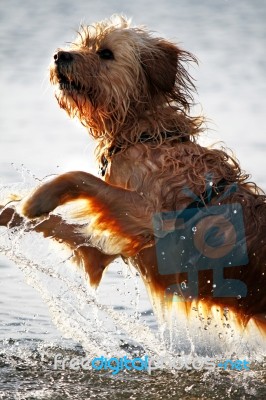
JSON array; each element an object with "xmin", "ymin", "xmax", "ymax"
[{"xmin": 50, "ymin": 15, "xmax": 198, "ymax": 144}]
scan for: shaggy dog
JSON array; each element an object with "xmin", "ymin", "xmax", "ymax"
[{"xmin": 1, "ymin": 16, "xmax": 265, "ymax": 331}]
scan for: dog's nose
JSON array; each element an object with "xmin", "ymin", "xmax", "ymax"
[{"xmin": 54, "ymin": 51, "xmax": 73, "ymax": 64}]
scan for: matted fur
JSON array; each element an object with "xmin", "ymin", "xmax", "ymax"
[{"xmin": 1, "ymin": 15, "xmax": 265, "ymax": 332}]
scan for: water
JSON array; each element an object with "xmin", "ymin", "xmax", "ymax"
[{"xmin": 1, "ymin": 0, "xmax": 266, "ymax": 399}]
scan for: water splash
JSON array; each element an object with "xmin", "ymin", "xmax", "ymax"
[{"xmin": 0, "ymin": 173, "xmax": 265, "ymax": 363}]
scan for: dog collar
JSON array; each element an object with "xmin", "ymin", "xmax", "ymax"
[{"xmin": 99, "ymin": 132, "xmax": 188, "ymax": 177}]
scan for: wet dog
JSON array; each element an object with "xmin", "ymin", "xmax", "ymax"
[{"xmin": 1, "ymin": 16, "xmax": 265, "ymax": 331}]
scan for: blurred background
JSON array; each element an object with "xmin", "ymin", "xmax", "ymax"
[
  {"xmin": 0, "ymin": 0, "xmax": 265, "ymax": 185},
  {"xmin": 0, "ymin": 2, "xmax": 266, "ymax": 399},
  {"xmin": 1, "ymin": 0, "xmax": 266, "ymax": 348}
]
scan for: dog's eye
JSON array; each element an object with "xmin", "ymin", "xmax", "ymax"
[{"xmin": 97, "ymin": 49, "xmax": 114, "ymax": 60}]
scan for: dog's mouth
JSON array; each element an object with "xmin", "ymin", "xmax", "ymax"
[
  {"xmin": 57, "ymin": 72, "xmax": 82, "ymax": 92},
  {"xmin": 51, "ymin": 64, "xmax": 94, "ymax": 102}
]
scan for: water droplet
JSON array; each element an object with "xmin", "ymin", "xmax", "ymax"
[
  {"xmin": 180, "ymin": 235, "xmax": 186, "ymax": 240},
  {"xmin": 209, "ymin": 181, "xmax": 213, "ymax": 187},
  {"xmin": 207, "ymin": 280, "xmax": 210, "ymax": 284},
  {"xmin": 192, "ymin": 226, "xmax": 197, "ymax": 233},
  {"xmin": 213, "ymin": 284, "xmax": 216, "ymax": 288},
  {"xmin": 180, "ymin": 281, "xmax": 187, "ymax": 290},
  {"xmin": 237, "ymin": 295, "xmax": 241, "ymax": 299},
  {"xmin": 223, "ymin": 307, "xmax": 229, "ymax": 320},
  {"xmin": 233, "ymin": 209, "xmax": 237, "ymax": 214}
]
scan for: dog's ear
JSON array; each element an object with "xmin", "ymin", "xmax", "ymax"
[
  {"xmin": 141, "ymin": 39, "xmax": 197, "ymax": 107},
  {"xmin": 141, "ymin": 40, "xmax": 178, "ymax": 94}
]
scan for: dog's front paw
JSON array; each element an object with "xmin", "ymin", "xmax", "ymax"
[{"xmin": 22, "ymin": 185, "xmax": 61, "ymax": 219}]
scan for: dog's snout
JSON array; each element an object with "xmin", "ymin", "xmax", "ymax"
[{"xmin": 54, "ymin": 50, "xmax": 73, "ymax": 64}]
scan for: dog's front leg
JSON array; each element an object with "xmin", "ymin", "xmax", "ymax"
[
  {"xmin": 22, "ymin": 171, "xmax": 155, "ymax": 257},
  {"xmin": 0, "ymin": 205, "xmax": 117, "ymax": 286}
]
